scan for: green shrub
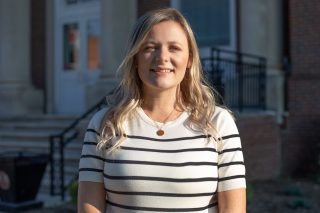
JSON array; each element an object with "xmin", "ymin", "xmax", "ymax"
[
  {"xmin": 69, "ymin": 181, "xmax": 78, "ymax": 204},
  {"xmin": 246, "ymin": 183, "xmax": 253, "ymax": 204}
]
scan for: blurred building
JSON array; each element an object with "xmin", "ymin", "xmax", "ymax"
[{"xmin": 0, "ymin": 0, "xmax": 318, "ymax": 181}]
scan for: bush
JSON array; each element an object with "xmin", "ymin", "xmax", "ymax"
[
  {"xmin": 246, "ymin": 183, "xmax": 253, "ymax": 204},
  {"xmin": 69, "ymin": 181, "xmax": 78, "ymax": 204}
]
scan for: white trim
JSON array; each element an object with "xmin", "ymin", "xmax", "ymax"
[
  {"xmin": 53, "ymin": 0, "xmax": 101, "ymax": 114},
  {"xmin": 229, "ymin": 0, "xmax": 237, "ymax": 51}
]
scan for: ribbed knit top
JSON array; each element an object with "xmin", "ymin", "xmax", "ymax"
[{"xmin": 79, "ymin": 106, "xmax": 246, "ymax": 213}]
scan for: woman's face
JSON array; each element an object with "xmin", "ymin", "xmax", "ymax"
[{"xmin": 136, "ymin": 21, "xmax": 191, "ymax": 94}]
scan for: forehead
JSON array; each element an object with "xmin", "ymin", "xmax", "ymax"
[{"xmin": 144, "ymin": 21, "xmax": 189, "ymax": 44}]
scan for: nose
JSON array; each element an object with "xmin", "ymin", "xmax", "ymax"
[{"xmin": 155, "ymin": 47, "xmax": 169, "ymax": 62}]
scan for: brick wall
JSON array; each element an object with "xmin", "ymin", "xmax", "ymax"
[
  {"xmin": 237, "ymin": 114, "xmax": 281, "ymax": 180},
  {"xmin": 281, "ymin": 0, "xmax": 320, "ymax": 175},
  {"xmin": 137, "ymin": 0, "xmax": 170, "ymax": 17}
]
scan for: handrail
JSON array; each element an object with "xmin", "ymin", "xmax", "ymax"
[
  {"xmin": 210, "ymin": 47, "xmax": 266, "ymax": 60},
  {"xmin": 201, "ymin": 47, "xmax": 267, "ymax": 111},
  {"xmin": 49, "ymin": 96, "xmax": 108, "ymax": 200}
]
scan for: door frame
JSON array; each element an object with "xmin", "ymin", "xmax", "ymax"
[{"xmin": 53, "ymin": 0, "xmax": 101, "ymax": 114}]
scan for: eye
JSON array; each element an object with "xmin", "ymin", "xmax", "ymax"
[
  {"xmin": 169, "ymin": 45, "xmax": 182, "ymax": 52},
  {"xmin": 143, "ymin": 45, "xmax": 156, "ymax": 52}
]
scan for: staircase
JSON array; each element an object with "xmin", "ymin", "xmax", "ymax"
[{"xmin": 0, "ymin": 114, "xmax": 88, "ymax": 204}]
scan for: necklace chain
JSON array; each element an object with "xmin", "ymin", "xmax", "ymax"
[{"xmin": 147, "ymin": 108, "xmax": 176, "ymax": 136}]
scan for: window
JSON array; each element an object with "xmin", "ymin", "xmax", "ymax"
[
  {"xmin": 87, "ymin": 19, "xmax": 101, "ymax": 70},
  {"xmin": 172, "ymin": 0, "xmax": 234, "ymax": 48},
  {"xmin": 63, "ymin": 23, "xmax": 80, "ymax": 70},
  {"xmin": 65, "ymin": 0, "xmax": 99, "ymax": 6}
]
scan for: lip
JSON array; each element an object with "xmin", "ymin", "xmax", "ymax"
[{"xmin": 150, "ymin": 68, "xmax": 174, "ymax": 73}]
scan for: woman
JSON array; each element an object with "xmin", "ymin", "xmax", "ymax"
[{"xmin": 78, "ymin": 8, "xmax": 246, "ymax": 213}]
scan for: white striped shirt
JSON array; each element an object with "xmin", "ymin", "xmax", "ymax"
[{"xmin": 79, "ymin": 106, "xmax": 246, "ymax": 213}]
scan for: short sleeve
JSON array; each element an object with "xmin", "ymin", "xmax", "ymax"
[
  {"xmin": 213, "ymin": 108, "xmax": 246, "ymax": 192},
  {"xmin": 78, "ymin": 108, "xmax": 108, "ymax": 183}
]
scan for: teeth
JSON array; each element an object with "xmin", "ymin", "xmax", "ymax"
[
  {"xmin": 158, "ymin": 69, "xmax": 171, "ymax": 73},
  {"xmin": 152, "ymin": 69, "xmax": 173, "ymax": 73}
]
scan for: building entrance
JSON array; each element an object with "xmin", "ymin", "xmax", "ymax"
[{"xmin": 54, "ymin": 0, "xmax": 101, "ymax": 114}]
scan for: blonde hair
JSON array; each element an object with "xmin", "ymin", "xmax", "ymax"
[{"xmin": 98, "ymin": 8, "xmax": 218, "ymax": 151}]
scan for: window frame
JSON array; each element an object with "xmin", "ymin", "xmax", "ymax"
[{"xmin": 171, "ymin": 0, "xmax": 237, "ymax": 51}]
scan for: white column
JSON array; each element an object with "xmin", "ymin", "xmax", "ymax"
[
  {"xmin": 240, "ymin": 0, "xmax": 284, "ymax": 119},
  {"xmin": 0, "ymin": 0, "xmax": 43, "ymax": 115},
  {"xmin": 265, "ymin": 0, "xmax": 285, "ymax": 122},
  {"xmin": 86, "ymin": 0, "xmax": 137, "ymax": 106},
  {"xmin": 101, "ymin": 0, "xmax": 137, "ymax": 78}
]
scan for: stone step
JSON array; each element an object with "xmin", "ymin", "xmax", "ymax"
[
  {"xmin": 0, "ymin": 130, "xmax": 78, "ymax": 142},
  {"xmin": 0, "ymin": 149, "xmax": 82, "ymax": 163},
  {"xmin": 0, "ymin": 121, "xmax": 72, "ymax": 132},
  {"xmin": 0, "ymin": 114, "xmax": 77, "ymax": 122},
  {"xmin": 39, "ymin": 167, "xmax": 78, "ymax": 194},
  {"xmin": 0, "ymin": 114, "xmax": 89, "ymax": 206},
  {"xmin": 36, "ymin": 193, "xmax": 70, "ymax": 208},
  {"xmin": 0, "ymin": 141, "xmax": 82, "ymax": 158}
]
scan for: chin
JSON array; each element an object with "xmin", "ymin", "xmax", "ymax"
[{"xmin": 154, "ymin": 85, "xmax": 178, "ymax": 91}]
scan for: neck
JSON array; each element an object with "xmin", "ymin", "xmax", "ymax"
[{"xmin": 141, "ymin": 88, "xmax": 184, "ymax": 122}]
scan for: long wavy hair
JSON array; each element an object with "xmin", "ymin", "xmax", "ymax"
[{"xmin": 98, "ymin": 8, "xmax": 219, "ymax": 151}]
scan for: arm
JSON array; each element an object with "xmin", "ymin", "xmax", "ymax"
[
  {"xmin": 78, "ymin": 109, "xmax": 109, "ymax": 213},
  {"xmin": 214, "ymin": 108, "xmax": 247, "ymax": 213},
  {"xmin": 218, "ymin": 188, "xmax": 246, "ymax": 213},
  {"xmin": 78, "ymin": 181, "xmax": 106, "ymax": 213}
]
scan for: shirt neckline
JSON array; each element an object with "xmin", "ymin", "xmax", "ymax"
[{"xmin": 136, "ymin": 107, "xmax": 189, "ymax": 128}]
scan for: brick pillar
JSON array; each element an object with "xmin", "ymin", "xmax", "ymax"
[
  {"xmin": 137, "ymin": 0, "xmax": 170, "ymax": 17},
  {"xmin": 282, "ymin": 0, "xmax": 320, "ymax": 175}
]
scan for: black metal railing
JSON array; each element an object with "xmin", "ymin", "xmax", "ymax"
[
  {"xmin": 49, "ymin": 47, "xmax": 267, "ymax": 200},
  {"xmin": 202, "ymin": 47, "xmax": 267, "ymax": 111},
  {"xmin": 49, "ymin": 97, "xmax": 107, "ymax": 200}
]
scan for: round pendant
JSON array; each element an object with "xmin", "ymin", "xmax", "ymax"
[{"xmin": 156, "ymin": 129, "xmax": 164, "ymax": 136}]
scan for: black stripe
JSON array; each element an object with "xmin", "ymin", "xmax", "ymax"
[
  {"xmin": 84, "ymin": 131, "xmax": 238, "ymax": 142},
  {"xmin": 81, "ymin": 155, "xmax": 217, "ymax": 167},
  {"xmin": 105, "ymin": 188, "xmax": 216, "ymax": 197},
  {"xmin": 219, "ymin": 147, "xmax": 242, "ymax": 154},
  {"xmin": 125, "ymin": 134, "xmax": 211, "ymax": 142},
  {"xmin": 104, "ymin": 174, "xmax": 218, "ymax": 182},
  {"xmin": 81, "ymin": 154, "xmax": 104, "ymax": 161},
  {"xmin": 104, "ymin": 159, "xmax": 217, "ymax": 167},
  {"xmin": 86, "ymin": 128, "xmax": 100, "ymax": 136},
  {"xmin": 218, "ymin": 161, "xmax": 245, "ymax": 168},
  {"xmin": 79, "ymin": 168, "xmax": 103, "ymax": 173},
  {"xmin": 83, "ymin": 141, "xmax": 98, "ymax": 145},
  {"xmin": 106, "ymin": 200, "xmax": 217, "ymax": 212},
  {"xmin": 219, "ymin": 175, "xmax": 246, "ymax": 181},
  {"xmin": 218, "ymin": 134, "xmax": 240, "ymax": 141},
  {"xmin": 120, "ymin": 146, "xmax": 217, "ymax": 153}
]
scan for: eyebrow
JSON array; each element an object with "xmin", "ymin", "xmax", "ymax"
[{"xmin": 143, "ymin": 40, "xmax": 183, "ymax": 46}]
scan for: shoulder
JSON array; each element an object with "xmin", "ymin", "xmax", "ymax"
[
  {"xmin": 212, "ymin": 106, "xmax": 235, "ymax": 123},
  {"xmin": 87, "ymin": 107, "xmax": 109, "ymax": 130},
  {"xmin": 212, "ymin": 106, "xmax": 238, "ymax": 135}
]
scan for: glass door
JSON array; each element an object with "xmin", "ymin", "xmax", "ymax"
[{"xmin": 54, "ymin": 0, "xmax": 101, "ymax": 114}]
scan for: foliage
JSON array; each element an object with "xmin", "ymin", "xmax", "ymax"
[
  {"xmin": 286, "ymin": 198, "xmax": 312, "ymax": 210},
  {"xmin": 246, "ymin": 183, "xmax": 253, "ymax": 204},
  {"xmin": 69, "ymin": 180, "xmax": 78, "ymax": 204},
  {"xmin": 282, "ymin": 185, "xmax": 303, "ymax": 196}
]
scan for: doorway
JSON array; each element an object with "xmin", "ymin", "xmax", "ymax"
[{"xmin": 54, "ymin": 0, "xmax": 101, "ymax": 114}]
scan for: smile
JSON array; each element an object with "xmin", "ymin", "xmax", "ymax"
[{"xmin": 150, "ymin": 68, "xmax": 174, "ymax": 73}]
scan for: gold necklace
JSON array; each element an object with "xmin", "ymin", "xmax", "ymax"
[{"xmin": 148, "ymin": 108, "xmax": 176, "ymax": 136}]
